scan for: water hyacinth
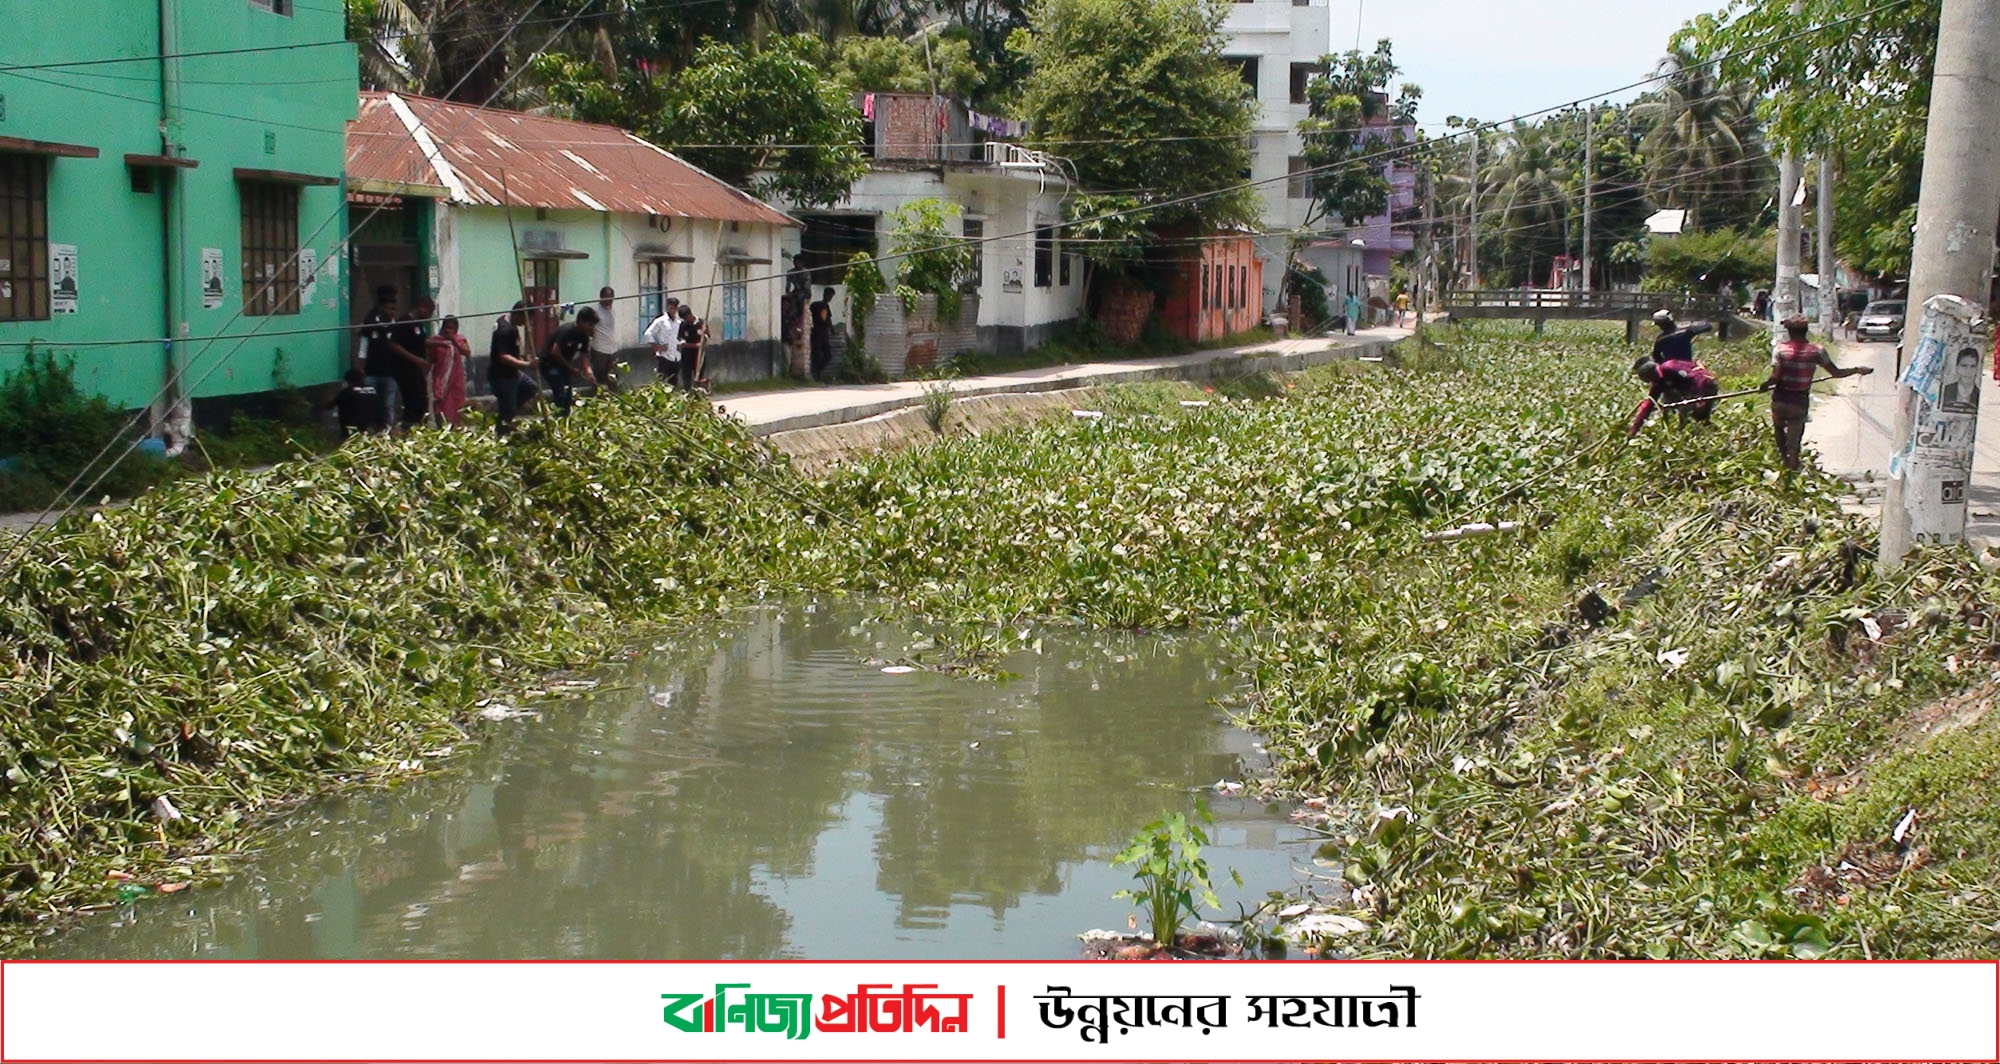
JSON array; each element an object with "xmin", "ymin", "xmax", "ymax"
[{"xmin": 4, "ymin": 323, "xmax": 1997, "ymax": 960}]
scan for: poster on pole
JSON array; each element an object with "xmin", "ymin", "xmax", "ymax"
[
  {"xmin": 201, "ymin": 248, "xmax": 225, "ymax": 309},
  {"xmin": 300, "ymin": 248, "xmax": 319, "ymax": 305},
  {"xmin": 1888, "ymin": 293, "xmax": 1982, "ymax": 544},
  {"xmin": 49, "ymin": 243, "xmax": 78, "ymax": 314}
]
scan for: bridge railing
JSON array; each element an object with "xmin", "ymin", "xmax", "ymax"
[{"xmin": 1441, "ymin": 290, "xmax": 1735, "ymax": 317}]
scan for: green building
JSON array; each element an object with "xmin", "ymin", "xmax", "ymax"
[{"xmin": 0, "ymin": 0, "xmax": 358, "ymax": 426}]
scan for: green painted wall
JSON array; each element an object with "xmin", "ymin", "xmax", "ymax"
[{"xmin": 0, "ymin": 0, "xmax": 358, "ymax": 410}]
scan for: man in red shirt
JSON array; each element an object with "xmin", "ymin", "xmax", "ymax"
[
  {"xmin": 1761, "ymin": 315, "xmax": 1873, "ymax": 471},
  {"xmin": 1628, "ymin": 355, "xmax": 1720, "ymax": 438}
]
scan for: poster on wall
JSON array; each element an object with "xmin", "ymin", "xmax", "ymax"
[
  {"xmin": 1889, "ymin": 293, "xmax": 1983, "ymax": 545},
  {"xmin": 201, "ymin": 248, "xmax": 225, "ymax": 309},
  {"xmin": 49, "ymin": 244, "xmax": 78, "ymax": 314},
  {"xmin": 299, "ymin": 248, "xmax": 319, "ymax": 305}
]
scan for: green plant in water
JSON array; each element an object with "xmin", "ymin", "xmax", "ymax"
[{"xmin": 1113, "ymin": 800, "xmax": 1220, "ymax": 950}]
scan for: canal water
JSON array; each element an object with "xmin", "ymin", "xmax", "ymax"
[{"xmin": 46, "ymin": 599, "xmax": 1313, "ymax": 959}]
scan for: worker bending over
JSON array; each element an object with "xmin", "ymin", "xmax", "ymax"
[{"xmin": 1628, "ymin": 355, "xmax": 1720, "ymax": 437}]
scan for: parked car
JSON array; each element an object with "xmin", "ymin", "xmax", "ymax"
[{"xmin": 1856, "ymin": 299, "xmax": 1906, "ymax": 343}]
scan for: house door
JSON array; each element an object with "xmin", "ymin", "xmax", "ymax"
[{"xmin": 523, "ymin": 258, "xmax": 560, "ymax": 355}]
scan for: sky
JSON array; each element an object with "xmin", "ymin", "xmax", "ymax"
[{"xmin": 1336, "ymin": 0, "xmax": 1730, "ymax": 129}]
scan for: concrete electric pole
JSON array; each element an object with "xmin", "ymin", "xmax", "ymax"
[
  {"xmin": 1773, "ymin": 0, "xmax": 1806, "ymax": 323},
  {"xmin": 1582, "ymin": 107, "xmax": 1595, "ymax": 293},
  {"xmin": 1879, "ymin": 0, "xmax": 2000, "ymax": 569},
  {"xmin": 1467, "ymin": 132, "xmax": 1480, "ymax": 290},
  {"xmin": 1818, "ymin": 156, "xmax": 1837, "ymax": 332}
]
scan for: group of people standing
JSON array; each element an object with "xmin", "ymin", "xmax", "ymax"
[
  {"xmin": 346, "ymin": 283, "xmax": 715, "ymax": 440},
  {"xmin": 782, "ymin": 254, "xmax": 839, "ymax": 380}
]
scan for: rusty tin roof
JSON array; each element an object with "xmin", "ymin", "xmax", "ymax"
[{"xmin": 347, "ymin": 91, "xmax": 796, "ymax": 228}]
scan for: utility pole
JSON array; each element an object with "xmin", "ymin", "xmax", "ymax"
[
  {"xmin": 1772, "ymin": 0, "xmax": 1806, "ymax": 324},
  {"xmin": 1582, "ymin": 106, "xmax": 1595, "ymax": 293},
  {"xmin": 1467, "ymin": 131, "xmax": 1481, "ymax": 290},
  {"xmin": 1418, "ymin": 159, "xmax": 1435, "ymax": 337},
  {"xmin": 1818, "ymin": 155, "xmax": 1837, "ymax": 332},
  {"xmin": 1880, "ymin": 0, "xmax": 2000, "ymax": 569}
]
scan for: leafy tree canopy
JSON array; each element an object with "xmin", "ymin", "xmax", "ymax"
[
  {"xmin": 1678, "ymin": 0, "xmax": 1941, "ymax": 278},
  {"xmin": 1298, "ymin": 40, "xmax": 1421, "ymax": 229},
  {"xmin": 1012, "ymin": 0, "xmax": 1258, "ymax": 235},
  {"xmin": 830, "ymin": 33, "xmax": 984, "ymax": 99}
]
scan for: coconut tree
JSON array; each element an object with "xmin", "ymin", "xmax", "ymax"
[
  {"xmin": 1484, "ymin": 119, "xmax": 1575, "ymax": 286},
  {"xmin": 1631, "ymin": 43, "xmax": 1771, "ymax": 232}
]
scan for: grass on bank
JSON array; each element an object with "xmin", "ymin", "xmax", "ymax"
[{"xmin": 2, "ymin": 321, "xmax": 1995, "ymax": 960}]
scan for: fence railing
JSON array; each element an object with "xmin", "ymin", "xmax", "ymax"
[{"xmin": 1442, "ymin": 290, "xmax": 1736, "ymax": 317}]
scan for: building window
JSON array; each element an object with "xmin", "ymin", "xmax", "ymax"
[
  {"xmin": 1201, "ymin": 265, "xmax": 1210, "ymax": 309},
  {"xmin": 638, "ymin": 260, "xmax": 667, "ymax": 323},
  {"xmin": 0, "ymin": 153, "xmax": 50, "ymax": 322},
  {"xmin": 799, "ymin": 213, "xmax": 878, "ymax": 286},
  {"xmin": 1034, "ymin": 226, "xmax": 1053, "ymax": 288},
  {"xmin": 239, "ymin": 180, "xmax": 300, "ymax": 317},
  {"xmin": 1059, "ymin": 239, "xmax": 1072, "ymax": 288},
  {"xmin": 249, "ymin": 0, "xmax": 292, "ymax": 13},
  {"xmin": 963, "ymin": 220, "xmax": 984, "ymax": 288},
  {"xmin": 1288, "ymin": 156, "xmax": 1313, "ymax": 199},
  {"xmin": 1240, "ymin": 266, "xmax": 1250, "ymax": 308},
  {"xmin": 1290, "ymin": 63, "xmax": 1318, "ymax": 105},
  {"xmin": 1227, "ymin": 57, "xmax": 1259, "ymax": 97},
  {"xmin": 721, "ymin": 265, "xmax": 747, "ymax": 342}
]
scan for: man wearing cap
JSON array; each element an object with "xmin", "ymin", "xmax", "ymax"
[
  {"xmin": 1760, "ymin": 315, "xmax": 1873, "ymax": 471},
  {"xmin": 1650, "ymin": 310, "xmax": 1714, "ymax": 365}
]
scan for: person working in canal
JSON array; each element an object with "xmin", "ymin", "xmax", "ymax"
[
  {"xmin": 1627, "ymin": 354, "xmax": 1719, "ymax": 438},
  {"xmin": 1650, "ymin": 310, "xmax": 1713, "ymax": 365},
  {"xmin": 1761, "ymin": 314, "xmax": 1873, "ymax": 472},
  {"xmin": 541, "ymin": 306, "xmax": 599, "ymax": 417}
]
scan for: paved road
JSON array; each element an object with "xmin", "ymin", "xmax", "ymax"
[
  {"xmin": 1800, "ymin": 333, "xmax": 2000, "ymax": 553},
  {"xmin": 717, "ymin": 327, "xmax": 1412, "ymax": 434}
]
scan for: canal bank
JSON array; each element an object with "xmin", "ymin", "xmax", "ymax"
[{"xmin": 6, "ymin": 323, "xmax": 1998, "ymax": 959}]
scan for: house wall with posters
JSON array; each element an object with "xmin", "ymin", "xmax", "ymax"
[
  {"xmin": 0, "ymin": 0, "xmax": 358, "ymax": 420},
  {"xmin": 347, "ymin": 93, "xmax": 798, "ymax": 387}
]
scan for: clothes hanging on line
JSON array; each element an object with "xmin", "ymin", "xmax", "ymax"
[{"xmin": 966, "ymin": 109, "xmax": 1025, "ymax": 139}]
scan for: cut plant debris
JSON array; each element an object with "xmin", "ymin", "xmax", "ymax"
[{"xmin": 3, "ymin": 322, "xmax": 1995, "ymax": 961}]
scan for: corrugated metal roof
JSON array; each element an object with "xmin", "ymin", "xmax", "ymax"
[{"xmin": 346, "ymin": 92, "xmax": 797, "ymax": 228}]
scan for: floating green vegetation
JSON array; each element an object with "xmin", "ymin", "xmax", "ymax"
[{"xmin": 4, "ymin": 322, "xmax": 1995, "ymax": 958}]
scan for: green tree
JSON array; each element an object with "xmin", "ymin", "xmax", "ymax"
[
  {"xmin": 830, "ymin": 33, "xmax": 984, "ymax": 99},
  {"xmin": 1013, "ymin": 0, "xmax": 1258, "ymax": 239},
  {"xmin": 1642, "ymin": 228, "xmax": 1775, "ymax": 295},
  {"xmin": 1630, "ymin": 42, "xmax": 1771, "ymax": 233},
  {"xmin": 884, "ymin": 199, "xmax": 977, "ymax": 317},
  {"xmin": 539, "ymin": 35, "xmax": 867, "ymax": 210},
  {"xmin": 1484, "ymin": 119, "xmax": 1577, "ymax": 285},
  {"xmin": 1679, "ymin": 0, "xmax": 1940, "ymax": 279},
  {"xmin": 1297, "ymin": 40, "xmax": 1421, "ymax": 230}
]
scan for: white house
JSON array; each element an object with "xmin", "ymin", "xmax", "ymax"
[
  {"xmin": 1223, "ymin": 0, "xmax": 1333, "ymax": 315},
  {"xmin": 346, "ymin": 92, "xmax": 799, "ymax": 385},
  {"xmin": 778, "ymin": 94, "xmax": 1087, "ymax": 371}
]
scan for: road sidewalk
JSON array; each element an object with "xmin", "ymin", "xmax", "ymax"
[
  {"xmin": 1800, "ymin": 334, "xmax": 2000, "ymax": 553},
  {"xmin": 716, "ymin": 326, "xmax": 1412, "ymax": 435}
]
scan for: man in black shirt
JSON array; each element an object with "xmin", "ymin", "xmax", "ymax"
[
  {"xmin": 356, "ymin": 285, "xmax": 409, "ymax": 434},
  {"xmin": 334, "ymin": 370, "xmax": 385, "ymax": 439},
  {"xmin": 488, "ymin": 302, "xmax": 538, "ymax": 436},
  {"xmin": 676, "ymin": 305, "xmax": 707, "ymax": 392},
  {"xmin": 542, "ymin": 306, "xmax": 597, "ymax": 417},
  {"xmin": 390, "ymin": 297, "xmax": 435, "ymax": 431},
  {"xmin": 1650, "ymin": 310, "xmax": 1713, "ymax": 364}
]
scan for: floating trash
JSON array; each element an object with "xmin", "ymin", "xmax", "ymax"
[
  {"xmin": 1070, "ymin": 410, "xmax": 1104, "ymax": 419},
  {"xmin": 1180, "ymin": 400, "xmax": 1210, "ymax": 408},
  {"xmin": 881, "ymin": 665, "xmax": 917, "ymax": 674}
]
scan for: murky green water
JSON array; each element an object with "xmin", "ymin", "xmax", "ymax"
[{"xmin": 46, "ymin": 600, "xmax": 1311, "ymax": 959}]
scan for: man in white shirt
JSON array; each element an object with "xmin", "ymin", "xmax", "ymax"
[
  {"xmin": 588, "ymin": 286, "xmax": 621, "ymax": 392},
  {"xmin": 644, "ymin": 298, "xmax": 685, "ymax": 389}
]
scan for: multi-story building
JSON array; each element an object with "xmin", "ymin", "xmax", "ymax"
[
  {"xmin": 1222, "ymin": 0, "xmax": 1414, "ymax": 319},
  {"xmin": 0, "ymin": 0, "xmax": 358, "ymax": 426}
]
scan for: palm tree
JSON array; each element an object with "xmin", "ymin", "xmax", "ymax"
[
  {"xmin": 1632, "ymin": 43, "xmax": 1771, "ymax": 231},
  {"xmin": 1484, "ymin": 119, "xmax": 1575, "ymax": 285}
]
